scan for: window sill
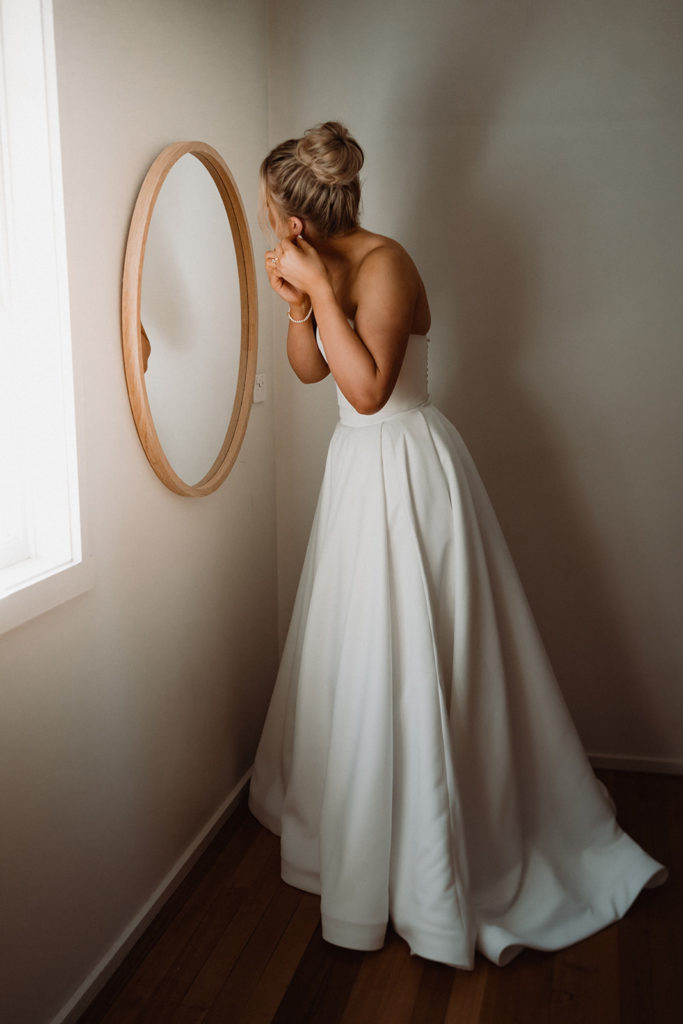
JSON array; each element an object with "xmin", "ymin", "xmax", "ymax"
[{"xmin": 0, "ymin": 556, "xmax": 95, "ymax": 635}]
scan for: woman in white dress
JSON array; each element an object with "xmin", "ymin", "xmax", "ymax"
[{"xmin": 248, "ymin": 121, "xmax": 666, "ymax": 969}]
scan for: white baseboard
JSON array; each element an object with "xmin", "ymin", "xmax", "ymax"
[
  {"xmin": 52, "ymin": 769, "xmax": 253, "ymax": 1024},
  {"xmin": 589, "ymin": 752, "xmax": 683, "ymax": 775}
]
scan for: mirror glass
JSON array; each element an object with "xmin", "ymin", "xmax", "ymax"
[{"xmin": 141, "ymin": 154, "xmax": 241, "ymax": 484}]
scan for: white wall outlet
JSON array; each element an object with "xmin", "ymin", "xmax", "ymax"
[{"xmin": 253, "ymin": 371, "xmax": 266, "ymax": 403}]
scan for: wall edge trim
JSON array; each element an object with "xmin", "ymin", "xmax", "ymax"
[
  {"xmin": 589, "ymin": 752, "xmax": 683, "ymax": 775},
  {"xmin": 52, "ymin": 768, "xmax": 253, "ymax": 1024}
]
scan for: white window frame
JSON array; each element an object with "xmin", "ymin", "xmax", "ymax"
[{"xmin": 0, "ymin": 0, "xmax": 92, "ymax": 634}]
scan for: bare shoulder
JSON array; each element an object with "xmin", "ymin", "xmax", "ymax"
[
  {"xmin": 355, "ymin": 233, "xmax": 419, "ymax": 279},
  {"xmin": 350, "ymin": 233, "xmax": 423, "ymax": 304},
  {"xmin": 351, "ymin": 232, "xmax": 430, "ymax": 335}
]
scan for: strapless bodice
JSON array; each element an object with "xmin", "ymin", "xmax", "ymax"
[{"xmin": 317, "ymin": 328, "xmax": 430, "ymax": 427}]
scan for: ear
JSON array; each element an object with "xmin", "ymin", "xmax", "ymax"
[{"xmin": 288, "ymin": 216, "xmax": 303, "ymax": 238}]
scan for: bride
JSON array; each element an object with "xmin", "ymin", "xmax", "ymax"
[{"xmin": 248, "ymin": 120, "xmax": 666, "ymax": 968}]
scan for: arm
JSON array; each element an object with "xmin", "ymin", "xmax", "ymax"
[
  {"xmin": 286, "ymin": 300, "xmax": 329, "ymax": 384},
  {"xmin": 276, "ymin": 239, "xmax": 421, "ymax": 414},
  {"xmin": 264, "ymin": 249, "xmax": 329, "ymax": 384}
]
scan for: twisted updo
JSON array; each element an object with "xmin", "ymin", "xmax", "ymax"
[{"xmin": 260, "ymin": 121, "xmax": 364, "ymax": 238}]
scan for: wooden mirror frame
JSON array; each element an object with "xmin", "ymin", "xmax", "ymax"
[{"xmin": 121, "ymin": 141, "xmax": 258, "ymax": 496}]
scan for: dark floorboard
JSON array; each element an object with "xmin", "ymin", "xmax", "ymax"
[{"xmin": 78, "ymin": 770, "xmax": 681, "ymax": 1024}]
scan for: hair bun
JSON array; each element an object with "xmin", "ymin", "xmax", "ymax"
[{"xmin": 295, "ymin": 121, "xmax": 364, "ymax": 186}]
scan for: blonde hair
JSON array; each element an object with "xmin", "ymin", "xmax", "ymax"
[{"xmin": 260, "ymin": 121, "xmax": 364, "ymax": 238}]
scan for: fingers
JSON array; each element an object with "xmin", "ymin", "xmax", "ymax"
[
  {"xmin": 264, "ymin": 249, "xmax": 306, "ymax": 305},
  {"xmin": 264, "ymin": 253, "xmax": 284, "ymax": 297},
  {"xmin": 265, "ymin": 250, "xmax": 281, "ymax": 277},
  {"xmin": 267, "ymin": 243, "xmax": 294, "ymax": 281}
]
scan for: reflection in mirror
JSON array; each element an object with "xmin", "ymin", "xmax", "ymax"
[
  {"xmin": 141, "ymin": 324, "xmax": 151, "ymax": 373},
  {"xmin": 121, "ymin": 141, "xmax": 257, "ymax": 497},
  {"xmin": 141, "ymin": 154, "xmax": 241, "ymax": 484}
]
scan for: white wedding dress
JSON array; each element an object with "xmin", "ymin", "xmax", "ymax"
[{"xmin": 249, "ymin": 329, "xmax": 666, "ymax": 968}]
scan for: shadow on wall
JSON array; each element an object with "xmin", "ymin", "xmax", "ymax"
[{"xmin": 382, "ymin": 18, "xmax": 668, "ymax": 755}]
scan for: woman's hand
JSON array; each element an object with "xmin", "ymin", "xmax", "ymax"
[
  {"xmin": 269, "ymin": 236, "xmax": 329, "ymax": 299},
  {"xmin": 265, "ymin": 247, "xmax": 307, "ymax": 308}
]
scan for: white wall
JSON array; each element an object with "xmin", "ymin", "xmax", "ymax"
[
  {"xmin": 269, "ymin": 0, "xmax": 683, "ymax": 766},
  {"xmin": 0, "ymin": 2, "xmax": 277, "ymax": 1022}
]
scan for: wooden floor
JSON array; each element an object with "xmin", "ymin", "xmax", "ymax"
[{"xmin": 78, "ymin": 770, "xmax": 681, "ymax": 1024}]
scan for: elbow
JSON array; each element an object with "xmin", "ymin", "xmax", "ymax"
[
  {"xmin": 345, "ymin": 367, "xmax": 398, "ymax": 415},
  {"xmin": 349, "ymin": 385, "xmax": 392, "ymax": 416},
  {"xmin": 290, "ymin": 360, "xmax": 330, "ymax": 384},
  {"xmin": 351, "ymin": 396, "xmax": 386, "ymax": 416},
  {"xmin": 302, "ymin": 367, "xmax": 330, "ymax": 384}
]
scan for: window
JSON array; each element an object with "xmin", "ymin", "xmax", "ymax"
[{"xmin": 0, "ymin": 0, "xmax": 91, "ymax": 633}]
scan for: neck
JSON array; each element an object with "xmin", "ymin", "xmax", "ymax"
[{"xmin": 304, "ymin": 226, "xmax": 364, "ymax": 261}]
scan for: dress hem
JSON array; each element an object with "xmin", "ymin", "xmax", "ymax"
[
  {"xmin": 321, "ymin": 914, "xmax": 387, "ymax": 952},
  {"xmin": 248, "ymin": 793, "xmax": 282, "ymax": 838}
]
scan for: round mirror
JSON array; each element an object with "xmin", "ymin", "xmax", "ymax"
[{"xmin": 121, "ymin": 141, "xmax": 257, "ymax": 496}]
